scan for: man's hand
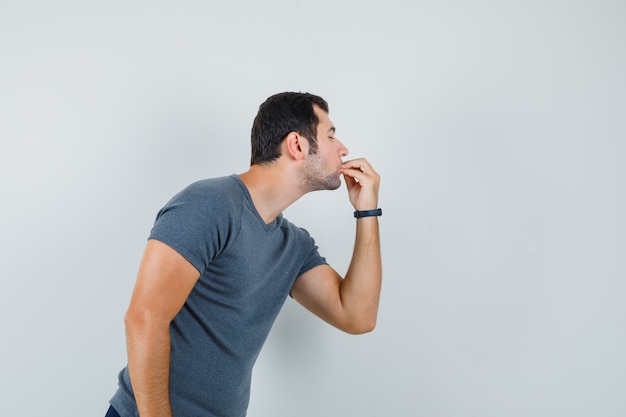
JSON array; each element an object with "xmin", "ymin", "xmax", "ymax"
[{"xmin": 340, "ymin": 158, "xmax": 380, "ymax": 211}]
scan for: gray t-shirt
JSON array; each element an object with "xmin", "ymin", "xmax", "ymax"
[{"xmin": 110, "ymin": 175, "xmax": 327, "ymax": 417}]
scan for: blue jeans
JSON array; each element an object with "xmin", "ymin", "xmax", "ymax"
[{"xmin": 105, "ymin": 405, "xmax": 121, "ymax": 417}]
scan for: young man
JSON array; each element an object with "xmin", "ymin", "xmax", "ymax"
[{"xmin": 106, "ymin": 92, "xmax": 382, "ymax": 417}]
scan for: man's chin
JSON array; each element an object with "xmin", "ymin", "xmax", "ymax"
[
  {"xmin": 306, "ymin": 179, "xmax": 341, "ymax": 193},
  {"xmin": 326, "ymin": 174, "xmax": 342, "ymax": 190},
  {"xmin": 304, "ymin": 171, "xmax": 342, "ymax": 192}
]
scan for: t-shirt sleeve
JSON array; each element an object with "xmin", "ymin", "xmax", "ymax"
[
  {"xmin": 149, "ymin": 183, "xmax": 236, "ymax": 274},
  {"xmin": 297, "ymin": 227, "xmax": 328, "ymax": 277}
]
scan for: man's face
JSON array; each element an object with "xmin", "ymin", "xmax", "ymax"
[{"xmin": 302, "ymin": 106, "xmax": 349, "ymax": 191}]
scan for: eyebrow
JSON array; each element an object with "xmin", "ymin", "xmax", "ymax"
[{"xmin": 328, "ymin": 126, "xmax": 336, "ymax": 133}]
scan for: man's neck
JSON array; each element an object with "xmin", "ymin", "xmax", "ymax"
[{"xmin": 238, "ymin": 163, "xmax": 305, "ymax": 224}]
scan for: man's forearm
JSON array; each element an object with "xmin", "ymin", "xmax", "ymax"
[
  {"xmin": 126, "ymin": 318, "xmax": 173, "ymax": 417},
  {"xmin": 340, "ymin": 216, "xmax": 382, "ymax": 333}
]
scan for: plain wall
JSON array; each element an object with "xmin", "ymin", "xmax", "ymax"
[{"xmin": 1, "ymin": 1, "xmax": 624, "ymax": 416}]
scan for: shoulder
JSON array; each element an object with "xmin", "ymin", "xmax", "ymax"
[
  {"xmin": 153, "ymin": 175, "xmax": 247, "ymax": 235},
  {"xmin": 150, "ymin": 176, "xmax": 246, "ymax": 268},
  {"xmin": 177, "ymin": 175, "xmax": 241, "ymax": 200},
  {"xmin": 279, "ymin": 217, "xmax": 318, "ymax": 247},
  {"xmin": 163, "ymin": 175, "xmax": 244, "ymax": 213}
]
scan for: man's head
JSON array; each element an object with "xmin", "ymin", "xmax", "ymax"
[{"xmin": 250, "ymin": 92, "xmax": 329, "ymax": 165}]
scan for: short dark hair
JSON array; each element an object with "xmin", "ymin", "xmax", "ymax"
[{"xmin": 250, "ymin": 92, "xmax": 329, "ymax": 165}]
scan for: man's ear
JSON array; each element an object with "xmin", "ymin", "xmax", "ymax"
[{"xmin": 284, "ymin": 132, "xmax": 308, "ymax": 160}]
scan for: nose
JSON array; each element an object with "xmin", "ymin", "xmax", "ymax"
[{"xmin": 337, "ymin": 138, "xmax": 349, "ymax": 157}]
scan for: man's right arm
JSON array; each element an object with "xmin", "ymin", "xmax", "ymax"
[{"xmin": 124, "ymin": 239, "xmax": 200, "ymax": 417}]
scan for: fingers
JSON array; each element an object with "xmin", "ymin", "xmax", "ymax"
[
  {"xmin": 341, "ymin": 158, "xmax": 377, "ymax": 173},
  {"xmin": 339, "ymin": 158, "xmax": 380, "ymax": 210},
  {"xmin": 340, "ymin": 158, "xmax": 379, "ymax": 183}
]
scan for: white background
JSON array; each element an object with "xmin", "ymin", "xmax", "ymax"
[{"xmin": 1, "ymin": 1, "xmax": 625, "ymax": 416}]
